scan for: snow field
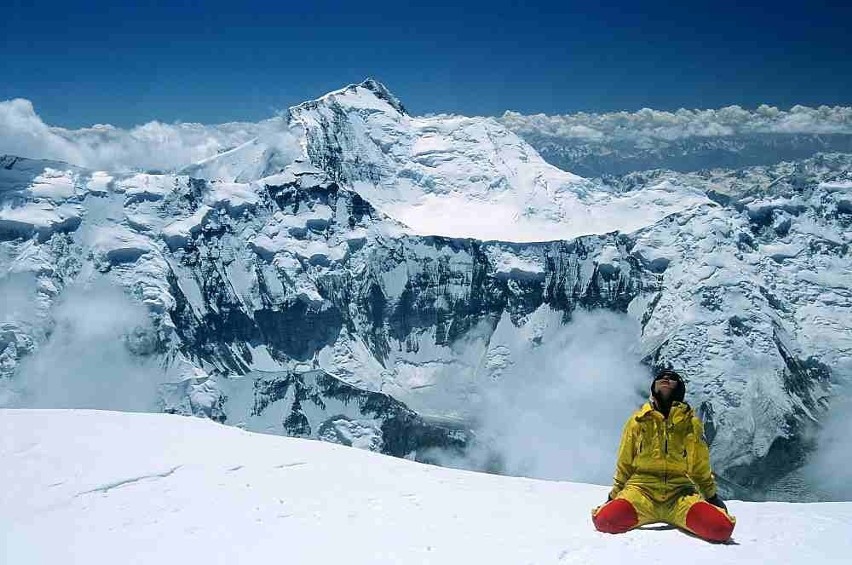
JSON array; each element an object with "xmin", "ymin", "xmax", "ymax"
[{"xmin": 2, "ymin": 409, "xmax": 851, "ymax": 565}]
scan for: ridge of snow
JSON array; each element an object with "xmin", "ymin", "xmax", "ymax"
[
  {"xmin": 289, "ymin": 78, "xmax": 408, "ymax": 117},
  {"xmin": 3, "ymin": 409, "xmax": 850, "ymax": 565}
]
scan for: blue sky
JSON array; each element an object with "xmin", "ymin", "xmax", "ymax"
[{"xmin": 2, "ymin": 0, "xmax": 849, "ymax": 128}]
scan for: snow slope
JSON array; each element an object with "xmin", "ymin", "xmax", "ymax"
[{"xmin": 2, "ymin": 409, "xmax": 850, "ymax": 565}]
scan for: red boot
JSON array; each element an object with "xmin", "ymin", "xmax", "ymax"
[
  {"xmin": 592, "ymin": 498, "xmax": 639, "ymax": 534},
  {"xmin": 685, "ymin": 501, "xmax": 735, "ymax": 542}
]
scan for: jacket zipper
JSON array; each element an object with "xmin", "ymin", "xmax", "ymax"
[{"xmin": 663, "ymin": 421, "xmax": 668, "ymax": 485}]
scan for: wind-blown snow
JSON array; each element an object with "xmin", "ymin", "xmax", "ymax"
[{"xmin": 2, "ymin": 409, "xmax": 850, "ymax": 564}]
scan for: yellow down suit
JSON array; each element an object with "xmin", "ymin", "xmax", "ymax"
[{"xmin": 592, "ymin": 400, "xmax": 737, "ymax": 535}]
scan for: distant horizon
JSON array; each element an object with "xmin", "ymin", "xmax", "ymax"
[
  {"xmin": 2, "ymin": 1, "xmax": 849, "ymax": 128},
  {"xmin": 6, "ymin": 76, "xmax": 851, "ymax": 130},
  {"xmin": 3, "ymin": 83, "xmax": 852, "ymax": 131}
]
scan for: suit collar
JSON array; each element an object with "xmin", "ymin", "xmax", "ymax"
[{"xmin": 635, "ymin": 399, "xmax": 692, "ymax": 423}]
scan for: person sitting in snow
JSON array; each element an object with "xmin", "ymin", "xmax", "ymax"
[{"xmin": 592, "ymin": 368, "xmax": 737, "ymax": 542}]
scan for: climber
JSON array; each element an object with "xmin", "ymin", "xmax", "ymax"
[{"xmin": 591, "ymin": 368, "xmax": 736, "ymax": 542}]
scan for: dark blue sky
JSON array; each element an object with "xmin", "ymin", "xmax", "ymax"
[{"xmin": 2, "ymin": 0, "xmax": 849, "ymax": 128}]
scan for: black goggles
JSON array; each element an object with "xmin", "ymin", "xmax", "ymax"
[{"xmin": 654, "ymin": 372, "xmax": 682, "ymax": 383}]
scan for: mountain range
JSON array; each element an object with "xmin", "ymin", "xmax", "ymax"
[{"xmin": 1, "ymin": 79, "xmax": 850, "ymax": 501}]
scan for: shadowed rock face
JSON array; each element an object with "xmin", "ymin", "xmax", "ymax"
[
  {"xmin": 1, "ymin": 82, "xmax": 850, "ymax": 501},
  {"xmin": 250, "ymin": 369, "xmax": 467, "ymax": 458}
]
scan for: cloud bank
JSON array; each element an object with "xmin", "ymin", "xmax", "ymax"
[
  {"xmin": 0, "ymin": 98, "xmax": 288, "ymax": 172},
  {"xmin": 500, "ymin": 104, "xmax": 852, "ymax": 142},
  {"xmin": 3, "ymin": 96, "xmax": 851, "ymax": 174},
  {"xmin": 801, "ymin": 359, "xmax": 852, "ymax": 501},
  {"xmin": 4, "ymin": 280, "xmax": 167, "ymax": 412},
  {"xmin": 424, "ymin": 309, "xmax": 650, "ymax": 487}
]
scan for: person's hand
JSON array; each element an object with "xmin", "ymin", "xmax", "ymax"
[{"xmin": 706, "ymin": 494, "xmax": 727, "ymax": 511}]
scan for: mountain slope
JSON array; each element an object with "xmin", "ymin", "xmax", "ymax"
[
  {"xmin": 282, "ymin": 79, "xmax": 711, "ymax": 242},
  {"xmin": 3, "ymin": 409, "xmax": 851, "ymax": 565}
]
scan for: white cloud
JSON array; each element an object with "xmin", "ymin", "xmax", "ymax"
[
  {"xmin": 800, "ymin": 359, "xmax": 852, "ymax": 501},
  {"xmin": 0, "ymin": 99, "xmax": 84, "ymax": 165},
  {"xmin": 0, "ymin": 272, "xmax": 41, "ymax": 327},
  {"xmin": 6, "ymin": 280, "xmax": 167, "ymax": 411},
  {"xmin": 500, "ymin": 104, "xmax": 852, "ymax": 142},
  {"xmin": 0, "ymin": 98, "xmax": 299, "ymax": 173},
  {"xmin": 424, "ymin": 309, "xmax": 651, "ymax": 486}
]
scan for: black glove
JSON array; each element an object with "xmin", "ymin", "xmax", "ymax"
[{"xmin": 706, "ymin": 494, "xmax": 727, "ymax": 511}]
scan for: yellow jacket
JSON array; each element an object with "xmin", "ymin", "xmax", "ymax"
[{"xmin": 609, "ymin": 400, "xmax": 717, "ymax": 501}]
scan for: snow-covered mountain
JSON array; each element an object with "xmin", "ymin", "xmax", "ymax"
[
  {"xmin": 3, "ymin": 409, "xmax": 851, "ymax": 564},
  {"xmin": 1, "ymin": 80, "xmax": 850, "ymax": 501}
]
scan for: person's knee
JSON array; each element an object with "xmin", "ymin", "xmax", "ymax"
[
  {"xmin": 592, "ymin": 498, "xmax": 639, "ymax": 534},
  {"xmin": 685, "ymin": 501, "xmax": 735, "ymax": 542}
]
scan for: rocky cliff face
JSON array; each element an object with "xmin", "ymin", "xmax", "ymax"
[{"xmin": 1, "ymin": 81, "xmax": 850, "ymax": 500}]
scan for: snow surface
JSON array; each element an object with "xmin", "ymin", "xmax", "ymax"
[
  {"xmin": 27, "ymin": 167, "xmax": 77, "ymax": 201},
  {"xmin": 2, "ymin": 409, "xmax": 851, "ymax": 565},
  {"xmin": 204, "ymin": 181, "xmax": 261, "ymax": 215},
  {"xmin": 88, "ymin": 225, "xmax": 157, "ymax": 264}
]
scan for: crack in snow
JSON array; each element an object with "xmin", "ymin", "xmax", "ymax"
[
  {"xmin": 274, "ymin": 462, "xmax": 307, "ymax": 469},
  {"xmin": 76, "ymin": 465, "xmax": 183, "ymax": 496}
]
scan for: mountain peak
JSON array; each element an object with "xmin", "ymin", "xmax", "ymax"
[
  {"xmin": 358, "ymin": 78, "xmax": 408, "ymax": 115},
  {"xmin": 288, "ymin": 78, "xmax": 407, "ymax": 120}
]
